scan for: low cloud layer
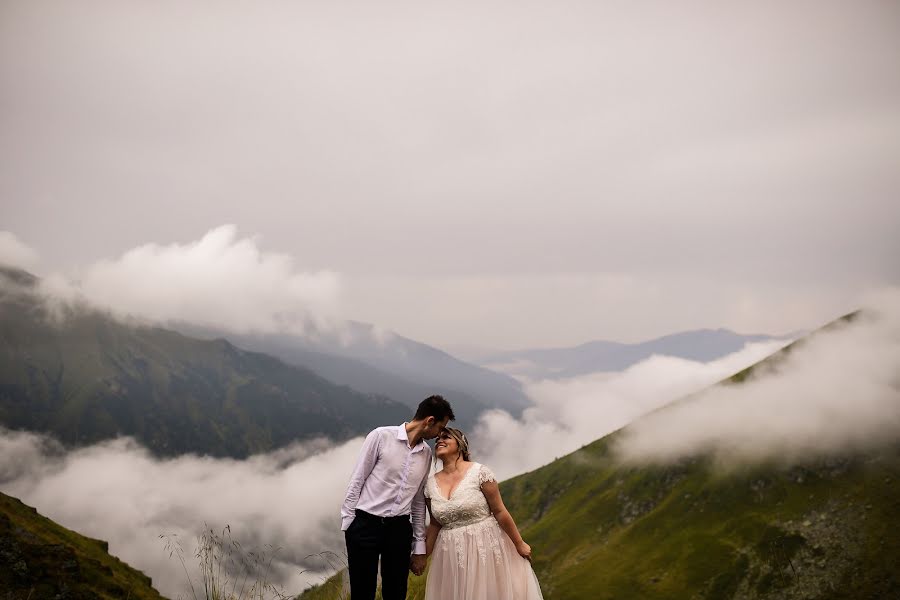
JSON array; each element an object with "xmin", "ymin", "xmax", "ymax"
[
  {"xmin": 614, "ymin": 290, "xmax": 900, "ymax": 465},
  {"xmin": 40, "ymin": 225, "xmax": 342, "ymax": 336},
  {"xmin": 471, "ymin": 340, "xmax": 789, "ymax": 480},
  {"xmin": 0, "ymin": 431, "xmax": 361, "ymax": 598}
]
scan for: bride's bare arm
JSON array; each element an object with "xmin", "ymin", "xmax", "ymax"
[
  {"xmin": 425, "ymin": 499, "xmax": 442, "ymax": 557},
  {"xmin": 481, "ymin": 481, "xmax": 532, "ymax": 560}
]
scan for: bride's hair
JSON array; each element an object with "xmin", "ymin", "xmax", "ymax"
[{"xmin": 442, "ymin": 427, "xmax": 471, "ymax": 462}]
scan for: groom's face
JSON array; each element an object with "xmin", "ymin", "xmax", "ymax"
[{"xmin": 424, "ymin": 416, "xmax": 450, "ymax": 439}]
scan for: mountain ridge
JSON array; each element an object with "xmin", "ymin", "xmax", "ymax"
[
  {"xmin": 479, "ymin": 328, "xmax": 796, "ymax": 380},
  {"xmin": 0, "ymin": 267, "xmax": 410, "ymax": 458},
  {"xmin": 176, "ymin": 324, "xmax": 506, "ymax": 429}
]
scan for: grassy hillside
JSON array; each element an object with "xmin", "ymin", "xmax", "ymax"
[
  {"xmin": 502, "ymin": 313, "xmax": 900, "ymax": 599},
  {"xmin": 299, "ymin": 312, "xmax": 900, "ymax": 599},
  {"xmin": 503, "ymin": 437, "xmax": 899, "ymax": 599},
  {"xmin": 0, "ymin": 267, "xmax": 410, "ymax": 458},
  {"xmin": 0, "ymin": 490, "xmax": 167, "ymax": 599}
]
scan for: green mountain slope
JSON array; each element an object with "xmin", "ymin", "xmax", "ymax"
[
  {"xmin": 300, "ymin": 313, "xmax": 900, "ymax": 599},
  {"xmin": 0, "ymin": 267, "xmax": 409, "ymax": 458},
  {"xmin": 504, "ymin": 317, "xmax": 899, "ymax": 599},
  {"xmin": 503, "ymin": 438, "xmax": 899, "ymax": 599},
  {"xmin": 0, "ymin": 490, "xmax": 167, "ymax": 599}
]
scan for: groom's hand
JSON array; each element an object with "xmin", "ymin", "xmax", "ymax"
[{"xmin": 410, "ymin": 554, "xmax": 426, "ymax": 576}]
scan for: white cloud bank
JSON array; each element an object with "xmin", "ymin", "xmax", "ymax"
[
  {"xmin": 47, "ymin": 225, "xmax": 342, "ymax": 336},
  {"xmin": 471, "ymin": 340, "xmax": 790, "ymax": 480},
  {"xmin": 0, "ymin": 431, "xmax": 362, "ymax": 598},
  {"xmin": 615, "ymin": 290, "xmax": 900, "ymax": 465}
]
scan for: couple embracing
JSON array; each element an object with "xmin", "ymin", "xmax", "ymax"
[{"xmin": 341, "ymin": 395, "xmax": 543, "ymax": 599}]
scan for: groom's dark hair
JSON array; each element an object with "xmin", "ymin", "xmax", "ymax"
[{"xmin": 414, "ymin": 395, "xmax": 455, "ymax": 422}]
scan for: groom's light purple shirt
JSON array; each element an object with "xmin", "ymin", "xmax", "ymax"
[{"xmin": 341, "ymin": 424, "xmax": 431, "ymax": 554}]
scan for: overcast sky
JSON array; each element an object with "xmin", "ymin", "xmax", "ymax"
[{"xmin": 2, "ymin": 0, "xmax": 899, "ymax": 349}]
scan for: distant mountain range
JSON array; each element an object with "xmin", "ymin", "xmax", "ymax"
[
  {"xmin": 177, "ymin": 323, "xmax": 529, "ymax": 429},
  {"xmin": 478, "ymin": 328, "xmax": 797, "ymax": 380},
  {"xmin": 0, "ymin": 267, "xmax": 409, "ymax": 458},
  {"xmin": 0, "ymin": 490, "xmax": 166, "ymax": 599}
]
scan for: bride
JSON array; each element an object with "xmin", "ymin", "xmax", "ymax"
[{"xmin": 424, "ymin": 427, "xmax": 544, "ymax": 599}]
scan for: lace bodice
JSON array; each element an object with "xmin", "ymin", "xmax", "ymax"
[{"xmin": 425, "ymin": 463, "xmax": 497, "ymax": 529}]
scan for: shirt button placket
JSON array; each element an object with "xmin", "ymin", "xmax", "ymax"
[{"xmin": 393, "ymin": 448, "xmax": 412, "ymax": 515}]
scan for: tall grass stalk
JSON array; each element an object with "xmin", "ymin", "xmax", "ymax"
[{"xmin": 160, "ymin": 524, "xmax": 289, "ymax": 600}]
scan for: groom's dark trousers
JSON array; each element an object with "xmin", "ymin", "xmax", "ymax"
[{"xmin": 345, "ymin": 509, "xmax": 413, "ymax": 600}]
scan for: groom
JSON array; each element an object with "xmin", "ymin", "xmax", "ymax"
[{"xmin": 341, "ymin": 395, "xmax": 455, "ymax": 600}]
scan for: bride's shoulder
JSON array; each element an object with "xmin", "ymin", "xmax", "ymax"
[{"xmin": 474, "ymin": 463, "xmax": 497, "ymax": 485}]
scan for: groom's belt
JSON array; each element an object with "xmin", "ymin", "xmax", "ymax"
[{"xmin": 355, "ymin": 509, "xmax": 410, "ymax": 524}]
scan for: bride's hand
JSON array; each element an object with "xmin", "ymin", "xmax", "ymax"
[{"xmin": 516, "ymin": 541, "xmax": 532, "ymax": 561}]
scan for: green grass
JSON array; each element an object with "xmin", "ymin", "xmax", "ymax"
[
  {"xmin": 0, "ymin": 491, "xmax": 167, "ymax": 599},
  {"xmin": 501, "ymin": 440, "xmax": 900, "ymax": 600}
]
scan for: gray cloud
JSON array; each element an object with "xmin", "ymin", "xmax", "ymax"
[
  {"xmin": 346, "ymin": 272, "xmax": 845, "ymax": 348},
  {"xmin": 2, "ymin": 0, "xmax": 899, "ymax": 348},
  {"xmin": 614, "ymin": 289, "xmax": 900, "ymax": 465}
]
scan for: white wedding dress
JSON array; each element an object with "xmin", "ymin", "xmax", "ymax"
[{"xmin": 424, "ymin": 463, "xmax": 544, "ymax": 600}]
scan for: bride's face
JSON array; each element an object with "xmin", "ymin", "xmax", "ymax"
[{"xmin": 434, "ymin": 430, "xmax": 458, "ymax": 460}]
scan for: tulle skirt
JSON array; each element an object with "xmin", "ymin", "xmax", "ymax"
[{"xmin": 425, "ymin": 516, "xmax": 544, "ymax": 600}]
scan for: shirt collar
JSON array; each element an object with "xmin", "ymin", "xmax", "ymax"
[{"xmin": 398, "ymin": 423, "xmax": 427, "ymax": 453}]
